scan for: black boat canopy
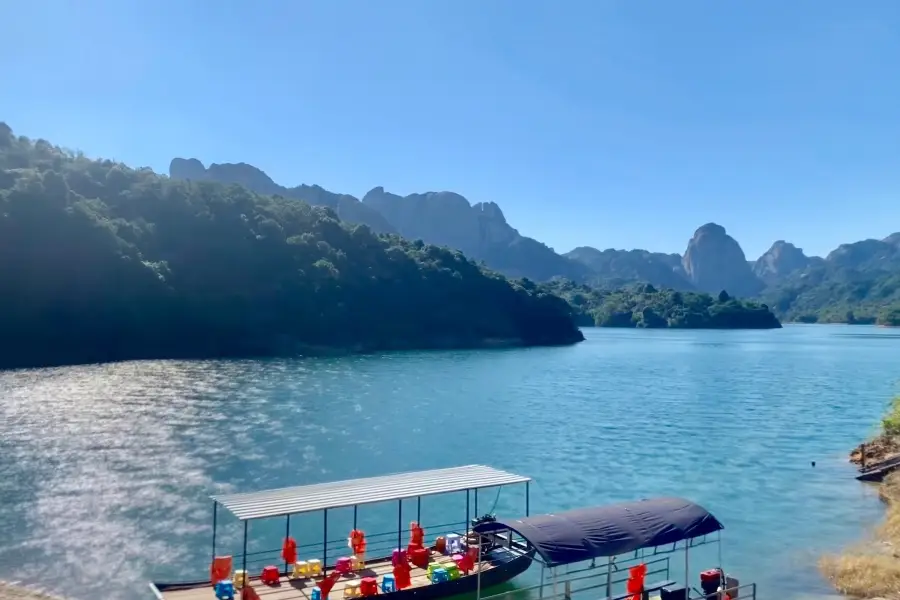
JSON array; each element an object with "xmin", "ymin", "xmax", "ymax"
[{"xmin": 472, "ymin": 497, "xmax": 723, "ymax": 567}]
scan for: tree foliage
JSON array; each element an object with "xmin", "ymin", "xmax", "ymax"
[
  {"xmin": 762, "ymin": 264, "xmax": 900, "ymax": 325},
  {"xmin": 544, "ymin": 280, "xmax": 782, "ymax": 329},
  {"xmin": 0, "ymin": 124, "xmax": 584, "ymax": 368}
]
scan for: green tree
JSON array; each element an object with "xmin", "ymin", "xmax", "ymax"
[
  {"xmin": 0, "ymin": 123, "xmax": 585, "ymax": 368},
  {"xmin": 542, "ymin": 281, "xmax": 781, "ymax": 330}
]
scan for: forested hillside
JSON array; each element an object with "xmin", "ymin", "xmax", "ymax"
[{"xmin": 0, "ymin": 123, "xmax": 583, "ymax": 368}]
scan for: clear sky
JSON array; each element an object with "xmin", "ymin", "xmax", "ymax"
[{"xmin": 2, "ymin": 1, "xmax": 899, "ymax": 259}]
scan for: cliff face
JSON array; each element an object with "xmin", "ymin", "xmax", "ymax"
[
  {"xmin": 169, "ymin": 159, "xmax": 590, "ymax": 282},
  {"xmin": 362, "ymin": 186, "xmax": 588, "ymax": 281},
  {"xmin": 362, "ymin": 187, "xmax": 517, "ymax": 252},
  {"xmin": 752, "ymin": 240, "xmax": 812, "ymax": 283},
  {"xmin": 682, "ymin": 223, "xmax": 764, "ymax": 297},
  {"xmin": 168, "ymin": 159, "xmax": 396, "ymax": 234}
]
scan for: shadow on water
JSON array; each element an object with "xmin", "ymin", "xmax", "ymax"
[{"xmin": 450, "ymin": 580, "xmax": 533, "ymax": 600}]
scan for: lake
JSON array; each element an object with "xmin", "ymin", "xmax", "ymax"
[{"xmin": 1, "ymin": 325, "xmax": 899, "ymax": 600}]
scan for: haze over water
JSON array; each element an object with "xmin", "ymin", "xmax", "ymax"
[{"xmin": 1, "ymin": 326, "xmax": 899, "ymax": 600}]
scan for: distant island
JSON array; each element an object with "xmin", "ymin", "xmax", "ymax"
[
  {"xmin": 547, "ymin": 281, "xmax": 782, "ymax": 329},
  {"xmin": 0, "ymin": 123, "xmax": 584, "ymax": 369}
]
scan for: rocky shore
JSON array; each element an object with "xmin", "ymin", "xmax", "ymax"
[{"xmin": 819, "ymin": 400, "xmax": 900, "ymax": 599}]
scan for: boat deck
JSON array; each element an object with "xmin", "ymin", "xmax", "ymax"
[{"xmin": 158, "ymin": 551, "xmax": 490, "ymax": 600}]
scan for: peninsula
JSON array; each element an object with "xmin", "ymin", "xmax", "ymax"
[{"xmin": 0, "ymin": 124, "xmax": 583, "ymax": 369}]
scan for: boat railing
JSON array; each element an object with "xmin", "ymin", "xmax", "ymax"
[
  {"xmin": 220, "ymin": 519, "xmax": 470, "ymax": 574},
  {"xmin": 478, "ymin": 555, "xmax": 671, "ymax": 600}
]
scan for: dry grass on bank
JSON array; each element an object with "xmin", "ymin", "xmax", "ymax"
[
  {"xmin": 0, "ymin": 581, "xmax": 64, "ymax": 600},
  {"xmin": 820, "ymin": 465, "xmax": 900, "ymax": 598}
]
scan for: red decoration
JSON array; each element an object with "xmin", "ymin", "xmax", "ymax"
[
  {"xmin": 281, "ymin": 537, "xmax": 298, "ymax": 565},
  {"xmin": 627, "ymin": 563, "xmax": 647, "ymax": 600}
]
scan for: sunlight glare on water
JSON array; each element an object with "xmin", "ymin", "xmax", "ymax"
[{"xmin": 0, "ymin": 325, "xmax": 898, "ymax": 599}]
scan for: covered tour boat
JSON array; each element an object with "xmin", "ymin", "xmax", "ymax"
[
  {"xmin": 471, "ymin": 497, "xmax": 758, "ymax": 600},
  {"xmin": 149, "ymin": 464, "xmax": 535, "ymax": 600}
]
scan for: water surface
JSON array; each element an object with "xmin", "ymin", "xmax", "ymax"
[{"xmin": 1, "ymin": 325, "xmax": 898, "ymax": 599}]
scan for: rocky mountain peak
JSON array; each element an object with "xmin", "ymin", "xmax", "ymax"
[
  {"xmin": 682, "ymin": 223, "xmax": 763, "ymax": 297},
  {"xmin": 752, "ymin": 240, "xmax": 811, "ymax": 282}
]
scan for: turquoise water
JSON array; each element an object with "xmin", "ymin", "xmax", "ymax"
[{"xmin": 1, "ymin": 325, "xmax": 899, "ymax": 600}]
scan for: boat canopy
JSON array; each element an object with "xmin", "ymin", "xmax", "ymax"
[
  {"xmin": 212, "ymin": 464, "xmax": 531, "ymax": 521},
  {"xmin": 472, "ymin": 497, "xmax": 723, "ymax": 567}
]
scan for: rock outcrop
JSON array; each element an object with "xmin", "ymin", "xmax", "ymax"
[
  {"xmin": 362, "ymin": 187, "xmax": 517, "ymax": 251},
  {"xmin": 565, "ymin": 247, "xmax": 693, "ymax": 290},
  {"xmin": 752, "ymin": 240, "xmax": 812, "ymax": 283},
  {"xmin": 362, "ymin": 186, "xmax": 588, "ymax": 281},
  {"xmin": 682, "ymin": 223, "xmax": 763, "ymax": 297},
  {"xmin": 168, "ymin": 159, "xmax": 396, "ymax": 234}
]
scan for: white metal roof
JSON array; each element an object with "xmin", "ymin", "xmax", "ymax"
[{"xmin": 212, "ymin": 464, "xmax": 531, "ymax": 521}]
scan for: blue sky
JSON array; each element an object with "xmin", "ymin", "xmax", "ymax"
[{"xmin": 2, "ymin": 0, "xmax": 899, "ymax": 259}]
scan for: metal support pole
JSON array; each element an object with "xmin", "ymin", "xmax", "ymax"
[
  {"xmin": 466, "ymin": 490, "xmax": 470, "ymax": 530},
  {"xmin": 606, "ymin": 557, "xmax": 612, "ymax": 599},
  {"xmin": 397, "ymin": 499, "xmax": 403, "ymax": 551},
  {"xmin": 417, "ymin": 496, "xmax": 421, "ymax": 524},
  {"xmin": 684, "ymin": 541, "xmax": 690, "ymax": 596},
  {"xmin": 525, "ymin": 481, "xmax": 530, "ymax": 516},
  {"xmin": 323, "ymin": 508, "xmax": 329, "ymax": 575},
  {"xmin": 211, "ymin": 501, "xmax": 218, "ymax": 564},
  {"xmin": 539, "ymin": 567, "xmax": 545, "ymax": 598},
  {"xmin": 476, "ymin": 532, "xmax": 483, "ymax": 600},
  {"xmin": 353, "ymin": 505, "xmax": 358, "ymax": 530},
  {"xmin": 284, "ymin": 515, "xmax": 291, "ymax": 574},
  {"xmin": 474, "ymin": 488, "xmax": 479, "ymax": 518},
  {"xmin": 241, "ymin": 521, "xmax": 249, "ymax": 580}
]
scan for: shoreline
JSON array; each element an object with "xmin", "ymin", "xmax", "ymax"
[
  {"xmin": 819, "ymin": 399, "xmax": 900, "ymax": 598},
  {"xmin": 0, "ymin": 333, "xmax": 586, "ymax": 371},
  {"xmin": 0, "ymin": 581, "xmax": 65, "ymax": 600}
]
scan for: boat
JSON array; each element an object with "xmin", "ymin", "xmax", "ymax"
[
  {"xmin": 149, "ymin": 465, "xmax": 536, "ymax": 600},
  {"xmin": 856, "ymin": 453, "xmax": 900, "ymax": 482},
  {"xmin": 472, "ymin": 497, "xmax": 758, "ymax": 600}
]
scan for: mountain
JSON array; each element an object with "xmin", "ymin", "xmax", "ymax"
[
  {"xmin": 564, "ymin": 247, "xmax": 693, "ymax": 290},
  {"xmin": 169, "ymin": 159, "xmax": 588, "ymax": 283},
  {"xmin": 361, "ymin": 186, "xmax": 588, "ymax": 281},
  {"xmin": 760, "ymin": 233, "xmax": 900, "ymax": 323},
  {"xmin": 825, "ymin": 236, "xmax": 900, "ymax": 272},
  {"xmin": 166, "ymin": 156, "xmax": 900, "ymax": 322},
  {"xmin": 681, "ymin": 223, "xmax": 764, "ymax": 298},
  {"xmin": 751, "ymin": 240, "xmax": 819, "ymax": 284},
  {"xmin": 1, "ymin": 123, "xmax": 584, "ymax": 369},
  {"xmin": 169, "ymin": 158, "xmax": 397, "ymax": 235}
]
